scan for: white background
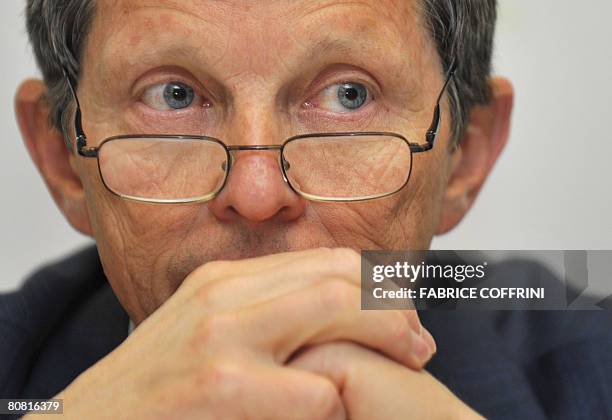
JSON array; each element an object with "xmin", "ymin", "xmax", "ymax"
[{"xmin": 1, "ymin": 1, "xmax": 611, "ymax": 291}]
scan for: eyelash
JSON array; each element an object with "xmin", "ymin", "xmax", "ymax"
[
  {"xmin": 139, "ymin": 80, "xmax": 210, "ymax": 112},
  {"xmin": 136, "ymin": 77, "xmax": 378, "ymax": 117},
  {"xmin": 305, "ymin": 82, "xmax": 374, "ymax": 114}
]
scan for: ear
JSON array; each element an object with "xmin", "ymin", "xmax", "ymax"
[
  {"xmin": 436, "ymin": 77, "xmax": 514, "ymax": 234},
  {"xmin": 15, "ymin": 79, "xmax": 93, "ymax": 236}
]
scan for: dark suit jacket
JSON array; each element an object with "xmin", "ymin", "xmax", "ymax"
[{"xmin": 1, "ymin": 246, "xmax": 611, "ymax": 419}]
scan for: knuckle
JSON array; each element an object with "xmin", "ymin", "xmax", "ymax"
[
  {"xmin": 315, "ymin": 247, "xmax": 341, "ymax": 265},
  {"xmin": 310, "ymin": 247, "xmax": 360, "ymax": 281},
  {"xmin": 318, "ymin": 280, "xmax": 357, "ymax": 312},
  {"xmin": 185, "ymin": 260, "xmax": 231, "ymax": 289},
  {"xmin": 186, "ymin": 261, "xmax": 233, "ymax": 303},
  {"xmin": 333, "ymin": 247, "xmax": 361, "ymax": 265},
  {"xmin": 193, "ymin": 282, "xmax": 222, "ymax": 307},
  {"xmin": 191, "ymin": 314, "xmax": 232, "ymax": 350},
  {"xmin": 303, "ymin": 378, "xmax": 343, "ymax": 420},
  {"xmin": 331, "ymin": 247, "xmax": 361, "ymax": 275},
  {"xmin": 194, "ymin": 360, "xmax": 246, "ymax": 403}
]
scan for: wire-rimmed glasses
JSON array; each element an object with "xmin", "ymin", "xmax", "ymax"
[{"xmin": 61, "ymin": 60, "xmax": 456, "ymax": 204}]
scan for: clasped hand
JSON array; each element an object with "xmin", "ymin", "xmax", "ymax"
[{"xmin": 39, "ymin": 248, "xmax": 480, "ymax": 419}]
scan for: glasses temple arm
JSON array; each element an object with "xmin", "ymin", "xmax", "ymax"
[
  {"xmin": 423, "ymin": 58, "xmax": 458, "ymax": 148},
  {"xmin": 61, "ymin": 65, "xmax": 97, "ymax": 157}
]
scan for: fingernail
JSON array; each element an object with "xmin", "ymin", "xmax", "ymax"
[
  {"xmin": 411, "ymin": 330, "xmax": 432, "ymax": 364},
  {"xmin": 421, "ymin": 327, "xmax": 437, "ymax": 354}
]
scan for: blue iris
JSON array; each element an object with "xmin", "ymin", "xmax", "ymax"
[
  {"xmin": 163, "ymin": 82, "xmax": 195, "ymax": 109},
  {"xmin": 337, "ymin": 83, "xmax": 367, "ymax": 110}
]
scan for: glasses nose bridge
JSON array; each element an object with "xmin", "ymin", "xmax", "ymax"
[
  {"xmin": 223, "ymin": 144, "xmax": 290, "ymax": 180},
  {"xmin": 226, "ymin": 144, "xmax": 283, "ymax": 152}
]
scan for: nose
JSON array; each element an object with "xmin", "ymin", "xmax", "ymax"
[
  {"xmin": 207, "ymin": 88, "xmax": 308, "ymax": 223},
  {"xmin": 208, "ymin": 150, "xmax": 307, "ymax": 223}
]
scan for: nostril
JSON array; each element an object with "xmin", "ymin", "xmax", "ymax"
[
  {"xmin": 278, "ymin": 205, "xmax": 291, "ymax": 217},
  {"xmin": 208, "ymin": 153, "xmax": 307, "ymax": 224},
  {"xmin": 226, "ymin": 205, "xmax": 239, "ymax": 218}
]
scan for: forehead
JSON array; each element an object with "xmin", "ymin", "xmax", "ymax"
[
  {"xmin": 94, "ymin": 0, "xmax": 422, "ymax": 47},
  {"xmin": 88, "ymin": 0, "xmax": 434, "ymax": 86},
  {"xmin": 102, "ymin": 0, "xmax": 413, "ymax": 21}
]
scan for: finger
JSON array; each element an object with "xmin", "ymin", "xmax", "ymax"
[
  {"xmin": 288, "ymin": 342, "xmax": 409, "ymax": 420},
  {"xmin": 250, "ymin": 365, "xmax": 347, "ymax": 420},
  {"xmin": 289, "ymin": 342, "xmax": 475, "ymax": 420},
  {"xmin": 184, "ymin": 361, "xmax": 347, "ymax": 420},
  {"xmin": 189, "ymin": 247, "xmax": 433, "ymax": 355},
  {"xmin": 225, "ymin": 281, "xmax": 434, "ymax": 369},
  {"xmin": 406, "ymin": 311, "xmax": 436, "ymax": 353},
  {"xmin": 153, "ymin": 248, "xmax": 344, "ymax": 324},
  {"xmin": 188, "ymin": 247, "xmax": 362, "ymax": 312},
  {"xmin": 289, "ymin": 342, "xmax": 366, "ymax": 388}
]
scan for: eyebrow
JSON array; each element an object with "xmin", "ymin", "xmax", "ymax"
[
  {"xmin": 305, "ymin": 11, "xmax": 416, "ymax": 65},
  {"xmin": 310, "ymin": 37, "xmax": 358, "ymax": 57},
  {"xmin": 301, "ymin": 32, "xmax": 419, "ymax": 90}
]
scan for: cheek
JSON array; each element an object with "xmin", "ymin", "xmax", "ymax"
[
  {"xmin": 77, "ymin": 157, "xmax": 205, "ymax": 245},
  {"xmin": 319, "ymin": 149, "xmax": 449, "ymax": 250},
  {"xmin": 308, "ymin": 180, "xmax": 440, "ymax": 250},
  {"xmin": 77, "ymin": 158, "xmax": 207, "ymax": 308},
  {"xmin": 89, "ymin": 195, "xmax": 204, "ymax": 272}
]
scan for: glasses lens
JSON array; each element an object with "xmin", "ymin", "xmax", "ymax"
[
  {"xmin": 98, "ymin": 137, "xmax": 228, "ymax": 202},
  {"xmin": 282, "ymin": 134, "xmax": 412, "ymax": 200}
]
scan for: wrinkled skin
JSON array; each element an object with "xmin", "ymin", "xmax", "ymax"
[{"xmin": 16, "ymin": 1, "xmax": 513, "ymax": 418}]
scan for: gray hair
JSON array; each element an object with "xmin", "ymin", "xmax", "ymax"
[
  {"xmin": 26, "ymin": 0, "xmax": 94, "ymax": 146},
  {"xmin": 420, "ymin": 0, "xmax": 497, "ymax": 144},
  {"xmin": 25, "ymin": 0, "xmax": 496, "ymax": 148}
]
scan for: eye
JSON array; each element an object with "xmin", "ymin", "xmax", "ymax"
[
  {"xmin": 317, "ymin": 82, "xmax": 370, "ymax": 113},
  {"xmin": 141, "ymin": 81, "xmax": 197, "ymax": 110}
]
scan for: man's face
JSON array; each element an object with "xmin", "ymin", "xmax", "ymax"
[{"xmin": 72, "ymin": 0, "xmax": 457, "ymax": 320}]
